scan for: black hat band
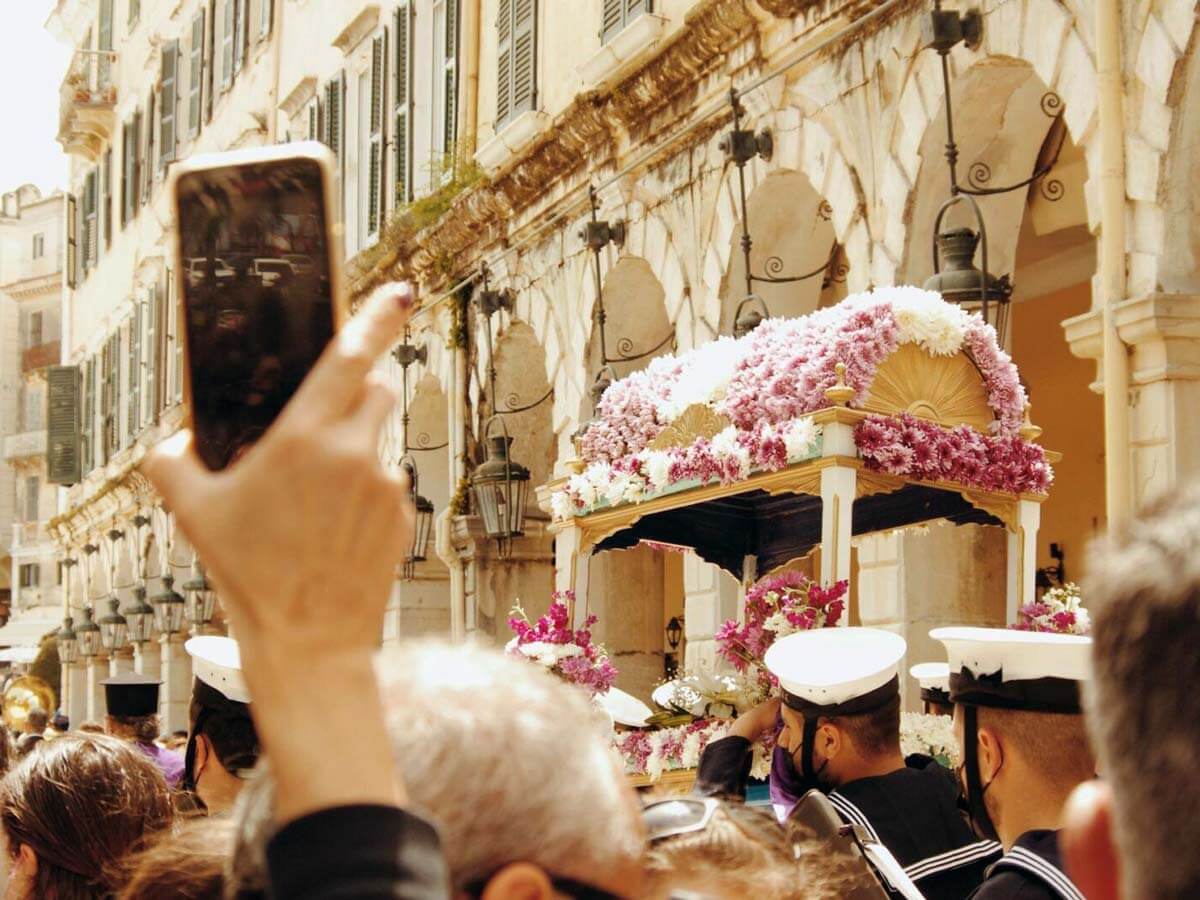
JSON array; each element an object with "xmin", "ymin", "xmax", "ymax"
[
  {"xmin": 920, "ymin": 686, "xmax": 951, "ymax": 704},
  {"xmin": 949, "ymin": 667, "xmax": 1081, "ymax": 713},
  {"xmin": 781, "ymin": 674, "xmax": 900, "ymax": 717}
]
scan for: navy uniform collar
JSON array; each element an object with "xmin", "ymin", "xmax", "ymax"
[{"xmin": 989, "ymin": 830, "xmax": 1084, "ymax": 900}]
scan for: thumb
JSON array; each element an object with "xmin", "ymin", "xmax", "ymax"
[{"xmin": 140, "ymin": 430, "xmax": 212, "ymax": 520}]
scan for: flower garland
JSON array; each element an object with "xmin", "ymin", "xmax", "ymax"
[
  {"xmin": 855, "ymin": 413, "xmax": 1053, "ymax": 495},
  {"xmin": 579, "ymin": 286, "xmax": 1027, "ymax": 466},
  {"xmin": 615, "ymin": 717, "xmax": 775, "ymax": 781},
  {"xmin": 1014, "ymin": 583, "xmax": 1091, "ymax": 635},
  {"xmin": 715, "ymin": 571, "xmax": 848, "ymax": 675},
  {"xmin": 552, "ymin": 419, "xmax": 821, "ymax": 519},
  {"xmin": 900, "ymin": 712, "xmax": 960, "ymax": 768},
  {"xmin": 506, "ymin": 592, "xmax": 619, "ymax": 697}
]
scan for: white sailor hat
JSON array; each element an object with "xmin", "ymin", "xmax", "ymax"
[
  {"xmin": 929, "ymin": 626, "xmax": 1091, "ymax": 713},
  {"xmin": 909, "ymin": 661, "xmax": 950, "ymax": 693},
  {"xmin": 185, "ymin": 636, "xmax": 250, "ymax": 704},
  {"xmin": 764, "ymin": 627, "xmax": 907, "ymax": 712},
  {"xmin": 597, "ymin": 686, "xmax": 652, "ymax": 728}
]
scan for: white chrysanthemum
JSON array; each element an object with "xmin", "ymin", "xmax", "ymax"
[
  {"xmin": 550, "ymin": 491, "xmax": 573, "ymax": 521},
  {"xmin": 646, "ymin": 731, "xmax": 669, "ymax": 781},
  {"xmin": 518, "ymin": 641, "xmax": 584, "ymax": 668},
  {"xmin": 644, "ymin": 451, "xmax": 674, "ymax": 491},
  {"xmin": 681, "ymin": 731, "xmax": 705, "ymax": 770},
  {"xmin": 877, "ymin": 285, "xmax": 971, "ymax": 356},
  {"xmin": 568, "ymin": 470, "xmax": 600, "ymax": 508},
  {"xmin": 620, "ymin": 474, "xmax": 648, "ymax": 505},
  {"xmin": 762, "ymin": 610, "xmax": 791, "ymax": 636},
  {"xmin": 1074, "ymin": 606, "xmax": 1091, "ymax": 632},
  {"xmin": 783, "ymin": 419, "xmax": 821, "ymax": 460},
  {"xmin": 603, "ymin": 472, "xmax": 632, "ymax": 508},
  {"xmin": 710, "ymin": 426, "xmax": 741, "ymax": 456},
  {"xmin": 900, "ymin": 711, "xmax": 961, "ymax": 766},
  {"xmin": 656, "ymin": 336, "xmax": 743, "ymax": 422},
  {"xmin": 750, "ymin": 743, "xmax": 772, "ymax": 780}
]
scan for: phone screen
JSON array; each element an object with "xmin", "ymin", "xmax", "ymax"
[{"xmin": 176, "ymin": 156, "xmax": 335, "ymax": 470}]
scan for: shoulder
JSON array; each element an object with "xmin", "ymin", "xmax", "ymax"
[{"xmin": 971, "ymin": 869, "xmax": 1061, "ymax": 900}]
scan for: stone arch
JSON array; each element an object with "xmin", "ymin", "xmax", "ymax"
[
  {"xmin": 700, "ymin": 108, "xmax": 870, "ymax": 320},
  {"xmin": 1154, "ymin": 13, "xmax": 1200, "ymax": 294},
  {"xmin": 883, "ymin": 0, "xmax": 1101, "ymax": 287},
  {"xmin": 485, "ymin": 320, "xmax": 556, "ymax": 496}
]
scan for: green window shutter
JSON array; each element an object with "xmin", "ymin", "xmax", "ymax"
[
  {"xmin": 496, "ymin": 0, "xmax": 512, "ymax": 126},
  {"xmin": 146, "ymin": 286, "xmax": 159, "ymax": 420},
  {"xmin": 128, "ymin": 0, "xmax": 140, "ymax": 27},
  {"xmin": 101, "ymin": 149, "xmax": 113, "ymax": 250},
  {"xmin": 46, "ymin": 366, "xmax": 82, "ymax": 486},
  {"xmin": 601, "ymin": 0, "xmax": 623, "ymax": 43},
  {"xmin": 221, "ymin": 0, "xmax": 234, "ymax": 88},
  {"xmin": 234, "ymin": 0, "xmax": 247, "ymax": 75},
  {"xmin": 368, "ymin": 32, "xmax": 386, "ymax": 238},
  {"xmin": 127, "ymin": 310, "xmax": 140, "ymax": 443},
  {"xmin": 393, "ymin": 3, "xmax": 411, "ymax": 205},
  {"xmin": 170, "ymin": 268, "xmax": 183, "ymax": 403},
  {"xmin": 83, "ymin": 170, "xmax": 98, "ymax": 269},
  {"xmin": 137, "ymin": 102, "xmax": 150, "ymax": 204},
  {"xmin": 120, "ymin": 121, "xmax": 131, "ymax": 226},
  {"xmin": 444, "ymin": 0, "xmax": 460, "ymax": 161},
  {"xmin": 66, "ymin": 194, "xmax": 77, "ymax": 289},
  {"xmin": 511, "ymin": 0, "xmax": 537, "ymax": 118},
  {"xmin": 259, "ymin": 0, "xmax": 273, "ymax": 38},
  {"xmin": 307, "ymin": 98, "xmax": 318, "ymax": 140},
  {"xmin": 161, "ymin": 41, "xmax": 178, "ymax": 165},
  {"xmin": 98, "ymin": 0, "xmax": 114, "ymax": 85},
  {"xmin": 82, "ymin": 358, "xmax": 94, "ymax": 474},
  {"xmin": 189, "ymin": 10, "xmax": 205, "ymax": 137},
  {"xmin": 205, "ymin": 0, "xmax": 217, "ymax": 120}
]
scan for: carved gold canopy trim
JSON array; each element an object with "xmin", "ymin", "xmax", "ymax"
[
  {"xmin": 647, "ymin": 404, "xmax": 734, "ymax": 452},
  {"xmin": 860, "ymin": 343, "xmax": 995, "ymax": 432}
]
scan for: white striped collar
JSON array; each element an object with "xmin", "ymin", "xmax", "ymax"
[
  {"xmin": 828, "ymin": 791, "xmax": 881, "ymax": 842},
  {"xmin": 993, "ymin": 846, "xmax": 1085, "ymax": 900},
  {"xmin": 905, "ymin": 839, "xmax": 1003, "ymax": 881}
]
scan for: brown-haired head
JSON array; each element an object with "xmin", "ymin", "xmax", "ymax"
[
  {"xmin": 119, "ymin": 817, "xmax": 233, "ymax": 900},
  {"xmin": 0, "ymin": 733, "xmax": 173, "ymax": 898}
]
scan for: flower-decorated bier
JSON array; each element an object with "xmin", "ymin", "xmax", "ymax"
[
  {"xmin": 539, "ymin": 286, "xmax": 1059, "ymax": 626},
  {"xmin": 505, "ymin": 592, "xmax": 619, "ymax": 697}
]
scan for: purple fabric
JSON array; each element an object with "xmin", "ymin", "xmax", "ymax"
[
  {"xmin": 137, "ymin": 741, "xmax": 185, "ymax": 788},
  {"xmin": 768, "ymin": 713, "xmax": 809, "ymax": 820}
]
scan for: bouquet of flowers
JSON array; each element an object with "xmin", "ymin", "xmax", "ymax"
[
  {"xmin": 715, "ymin": 571, "xmax": 848, "ymax": 675},
  {"xmin": 900, "ymin": 712, "xmax": 960, "ymax": 768},
  {"xmin": 1014, "ymin": 583, "xmax": 1091, "ymax": 635},
  {"xmin": 506, "ymin": 592, "xmax": 619, "ymax": 697},
  {"xmin": 654, "ymin": 670, "xmax": 768, "ymax": 721},
  {"xmin": 615, "ymin": 717, "xmax": 775, "ymax": 781}
]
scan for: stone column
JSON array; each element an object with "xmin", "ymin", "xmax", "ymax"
[
  {"xmin": 134, "ymin": 642, "xmax": 161, "ymax": 680},
  {"xmin": 64, "ymin": 661, "xmax": 88, "ymax": 727},
  {"xmin": 159, "ymin": 633, "xmax": 191, "ymax": 733},
  {"xmin": 86, "ymin": 655, "xmax": 108, "ymax": 720},
  {"xmin": 819, "ymin": 465, "xmax": 857, "ymax": 596},
  {"xmin": 1064, "ymin": 293, "xmax": 1200, "ymax": 504},
  {"xmin": 682, "ymin": 552, "xmax": 739, "ymax": 673},
  {"xmin": 1006, "ymin": 500, "xmax": 1042, "ymax": 624},
  {"xmin": 108, "ymin": 648, "xmax": 135, "ymax": 677}
]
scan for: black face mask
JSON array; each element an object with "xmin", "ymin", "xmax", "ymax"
[
  {"xmin": 958, "ymin": 704, "xmax": 1000, "ymax": 841},
  {"xmin": 797, "ymin": 714, "xmax": 834, "ymax": 792}
]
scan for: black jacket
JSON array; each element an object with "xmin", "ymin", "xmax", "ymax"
[{"xmin": 968, "ymin": 830, "xmax": 1084, "ymax": 900}]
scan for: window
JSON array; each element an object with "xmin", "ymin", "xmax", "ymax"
[
  {"xmin": 121, "ymin": 115, "xmax": 140, "ymax": 226},
  {"xmin": 83, "ymin": 169, "xmax": 98, "ymax": 271},
  {"xmin": 221, "ymin": 0, "xmax": 235, "ymax": 90},
  {"xmin": 169, "ymin": 268, "xmax": 183, "ymax": 404},
  {"xmin": 32, "ymin": 233, "xmax": 44, "ymax": 259},
  {"xmin": 98, "ymin": 0, "xmax": 114, "ymax": 86},
  {"xmin": 233, "ymin": 0, "xmax": 248, "ymax": 76},
  {"xmin": 322, "ymin": 72, "xmax": 345, "ymax": 171},
  {"xmin": 146, "ymin": 286, "xmax": 159, "ymax": 421},
  {"xmin": 205, "ymin": 0, "xmax": 217, "ymax": 121},
  {"xmin": 188, "ymin": 9, "xmax": 205, "ymax": 137},
  {"xmin": 141, "ymin": 98, "xmax": 153, "ymax": 203},
  {"xmin": 127, "ymin": 306, "xmax": 141, "ymax": 443},
  {"xmin": 259, "ymin": 0, "xmax": 273, "ymax": 39},
  {"xmin": 160, "ymin": 40, "xmax": 178, "ymax": 166},
  {"xmin": 101, "ymin": 149, "xmax": 113, "ymax": 249},
  {"xmin": 128, "ymin": 0, "xmax": 140, "ymax": 28},
  {"xmin": 24, "ymin": 477, "xmax": 39, "ymax": 523},
  {"xmin": 100, "ymin": 330, "xmax": 120, "ymax": 462},
  {"xmin": 82, "ymin": 357, "xmax": 95, "ymax": 474},
  {"xmin": 602, "ymin": 0, "xmax": 651, "ymax": 44},
  {"xmin": 440, "ymin": 1, "xmax": 460, "ymax": 167},
  {"xmin": 393, "ymin": 2, "xmax": 412, "ymax": 205},
  {"xmin": 496, "ymin": 0, "xmax": 537, "ymax": 128},
  {"xmin": 304, "ymin": 96, "xmax": 320, "ymax": 140},
  {"xmin": 18, "ymin": 565, "xmax": 39, "ymax": 590},
  {"xmin": 366, "ymin": 32, "xmax": 386, "ymax": 240},
  {"xmin": 28, "ymin": 312, "xmax": 43, "ymax": 348},
  {"xmin": 66, "ymin": 194, "xmax": 77, "ymax": 289}
]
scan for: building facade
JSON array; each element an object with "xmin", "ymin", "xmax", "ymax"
[
  {"xmin": 46, "ymin": 0, "xmax": 1200, "ymax": 714},
  {"xmin": 0, "ymin": 184, "xmax": 67, "ymax": 669}
]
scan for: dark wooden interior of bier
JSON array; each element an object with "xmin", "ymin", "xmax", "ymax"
[{"xmin": 593, "ymin": 484, "xmax": 1003, "ymax": 579}]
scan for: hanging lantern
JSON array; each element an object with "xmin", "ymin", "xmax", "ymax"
[
  {"xmin": 400, "ymin": 458, "xmax": 435, "ymax": 580},
  {"xmin": 76, "ymin": 606, "xmax": 102, "ymax": 658},
  {"xmin": 98, "ymin": 595, "xmax": 128, "ymax": 652},
  {"xmin": 470, "ymin": 418, "xmax": 531, "ymax": 558},
  {"xmin": 732, "ymin": 294, "xmax": 771, "ymax": 339},
  {"xmin": 183, "ymin": 562, "xmax": 218, "ymax": 628},
  {"xmin": 123, "ymin": 584, "xmax": 155, "ymax": 645},
  {"xmin": 151, "ymin": 574, "xmax": 187, "ymax": 635},
  {"xmin": 57, "ymin": 616, "xmax": 79, "ymax": 665},
  {"xmin": 923, "ymin": 224, "xmax": 1013, "ymax": 338},
  {"xmin": 573, "ymin": 365, "xmax": 617, "ymax": 443}
]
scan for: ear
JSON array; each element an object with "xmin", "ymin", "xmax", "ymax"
[
  {"xmin": 1061, "ymin": 780, "xmax": 1121, "ymax": 900},
  {"xmin": 193, "ymin": 733, "xmax": 211, "ymax": 777},
  {"xmin": 14, "ymin": 843, "xmax": 37, "ymax": 883},
  {"xmin": 480, "ymin": 862, "xmax": 555, "ymax": 900},
  {"xmin": 819, "ymin": 721, "xmax": 843, "ymax": 760},
  {"xmin": 975, "ymin": 725, "xmax": 1004, "ymax": 782}
]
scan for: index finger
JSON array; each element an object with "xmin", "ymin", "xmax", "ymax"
[{"xmin": 291, "ymin": 281, "xmax": 414, "ymax": 420}]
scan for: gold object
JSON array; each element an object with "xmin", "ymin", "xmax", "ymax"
[
  {"xmin": 861, "ymin": 343, "xmax": 995, "ymax": 432},
  {"xmin": 3, "ymin": 676, "xmax": 56, "ymax": 734},
  {"xmin": 1019, "ymin": 404, "xmax": 1043, "ymax": 442},
  {"xmin": 824, "ymin": 362, "xmax": 856, "ymax": 407},
  {"xmin": 647, "ymin": 404, "xmax": 733, "ymax": 452}
]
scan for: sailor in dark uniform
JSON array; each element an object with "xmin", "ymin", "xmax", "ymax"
[
  {"xmin": 697, "ymin": 627, "xmax": 999, "ymax": 899},
  {"xmin": 931, "ymin": 627, "xmax": 1093, "ymax": 900},
  {"xmin": 910, "ymin": 662, "xmax": 955, "ymax": 717}
]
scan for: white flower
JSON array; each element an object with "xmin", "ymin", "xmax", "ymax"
[
  {"xmin": 517, "ymin": 641, "xmax": 584, "ymax": 669},
  {"xmin": 749, "ymin": 743, "xmax": 772, "ymax": 780},
  {"xmin": 644, "ymin": 451, "xmax": 674, "ymax": 491},
  {"xmin": 1074, "ymin": 606, "xmax": 1091, "ymax": 633},
  {"xmin": 656, "ymin": 336, "xmax": 743, "ymax": 422},
  {"xmin": 567, "ymin": 471, "xmax": 599, "ymax": 508},
  {"xmin": 900, "ymin": 712, "xmax": 960, "ymax": 767},
  {"xmin": 875, "ymin": 285, "xmax": 971, "ymax": 356},
  {"xmin": 762, "ymin": 610, "xmax": 792, "ymax": 636},
  {"xmin": 550, "ymin": 491, "xmax": 573, "ymax": 521},
  {"xmin": 783, "ymin": 419, "xmax": 821, "ymax": 460},
  {"xmin": 603, "ymin": 472, "xmax": 632, "ymax": 508}
]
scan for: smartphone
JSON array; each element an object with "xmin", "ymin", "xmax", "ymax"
[{"xmin": 171, "ymin": 143, "xmax": 346, "ymax": 470}]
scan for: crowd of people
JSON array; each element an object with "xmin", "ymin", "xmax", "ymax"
[{"xmin": 0, "ymin": 282, "xmax": 1192, "ymax": 898}]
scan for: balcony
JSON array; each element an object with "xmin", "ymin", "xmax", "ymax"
[
  {"xmin": 4, "ymin": 431, "xmax": 46, "ymax": 462},
  {"xmin": 21, "ymin": 341, "xmax": 59, "ymax": 374},
  {"xmin": 57, "ymin": 49, "xmax": 118, "ymax": 161}
]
